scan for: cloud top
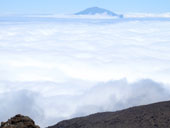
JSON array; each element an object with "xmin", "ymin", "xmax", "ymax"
[{"xmin": 0, "ymin": 17, "xmax": 170, "ymax": 127}]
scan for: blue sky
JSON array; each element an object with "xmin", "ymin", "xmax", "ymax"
[{"xmin": 0, "ymin": 0, "xmax": 170, "ymax": 14}]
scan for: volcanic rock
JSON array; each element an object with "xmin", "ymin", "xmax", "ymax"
[
  {"xmin": 0, "ymin": 114, "xmax": 40, "ymax": 128},
  {"xmin": 48, "ymin": 101, "xmax": 170, "ymax": 128}
]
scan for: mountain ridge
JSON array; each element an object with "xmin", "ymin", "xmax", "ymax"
[
  {"xmin": 48, "ymin": 100, "xmax": 170, "ymax": 128},
  {"xmin": 75, "ymin": 7, "xmax": 123, "ymax": 18}
]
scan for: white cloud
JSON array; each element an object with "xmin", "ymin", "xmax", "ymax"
[
  {"xmin": 28, "ymin": 14, "xmax": 118, "ymax": 19},
  {"xmin": 124, "ymin": 12, "xmax": 170, "ymax": 18},
  {"xmin": 0, "ymin": 89, "xmax": 44, "ymax": 126},
  {"xmin": 0, "ymin": 79, "xmax": 169, "ymax": 127},
  {"xmin": 0, "ymin": 17, "xmax": 170, "ymax": 127},
  {"xmin": 1, "ymin": 20, "xmax": 170, "ymax": 83}
]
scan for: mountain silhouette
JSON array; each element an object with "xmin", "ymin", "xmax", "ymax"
[
  {"xmin": 75, "ymin": 7, "xmax": 123, "ymax": 18},
  {"xmin": 48, "ymin": 100, "xmax": 170, "ymax": 128}
]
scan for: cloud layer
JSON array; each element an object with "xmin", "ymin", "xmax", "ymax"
[
  {"xmin": 1, "ymin": 19, "xmax": 170, "ymax": 83},
  {"xmin": 0, "ymin": 17, "xmax": 170, "ymax": 127},
  {"xmin": 0, "ymin": 79, "xmax": 170, "ymax": 127}
]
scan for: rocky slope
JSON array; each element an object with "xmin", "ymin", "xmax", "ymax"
[
  {"xmin": 48, "ymin": 101, "xmax": 170, "ymax": 128},
  {"xmin": 0, "ymin": 114, "xmax": 40, "ymax": 128}
]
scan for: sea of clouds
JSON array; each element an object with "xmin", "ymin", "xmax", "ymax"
[{"xmin": 0, "ymin": 15, "xmax": 170, "ymax": 127}]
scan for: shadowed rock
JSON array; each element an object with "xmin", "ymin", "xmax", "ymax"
[
  {"xmin": 48, "ymin": 101, "xmax": 170, "ymax": 128},
  {"xmin": 0, "ymin": 114, "xmax": 40, "ymax": 128}
]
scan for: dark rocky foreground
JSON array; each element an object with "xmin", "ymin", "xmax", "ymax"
[
  {"xmin": 48, "ymin": 101, "xmax": 170, "ymax": 128},
  {"xmin": 1, "ymin": 101, "xmax": 170, "ymax": 128},
  {"xmin": 0, "ymin": 114, "xmax": 40, "ymax": 128}
]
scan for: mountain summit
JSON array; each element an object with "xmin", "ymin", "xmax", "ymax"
[{"xmin": 75, "ymin": 7, "xmax": 123, "ymax": 18}]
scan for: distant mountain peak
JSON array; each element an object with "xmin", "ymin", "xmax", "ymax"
[{"xmin": 75, "ymin": 7, "xmax": 123, "ymax": 18}]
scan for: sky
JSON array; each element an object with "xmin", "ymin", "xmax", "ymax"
[{"xmin": 0, "ymin": 0, "xmax": 170, "ymax": 14}]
